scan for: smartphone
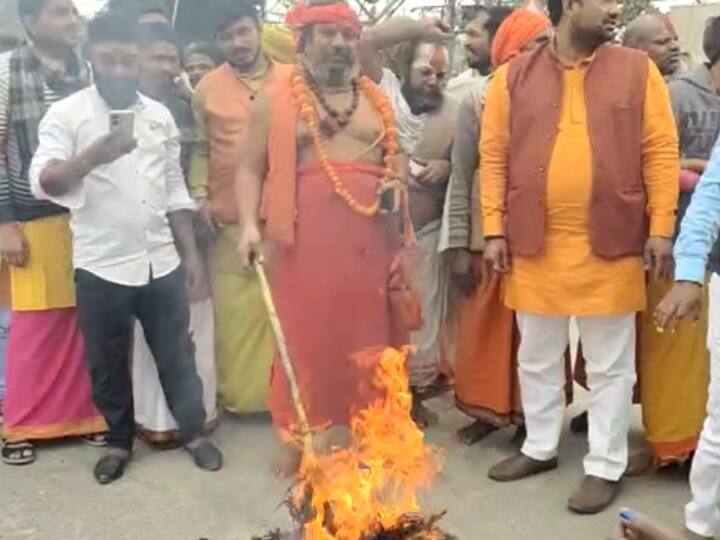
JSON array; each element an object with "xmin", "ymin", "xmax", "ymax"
[{"xmin": 108, "ymin": 110, "xmax": 135, "ymax": 139}]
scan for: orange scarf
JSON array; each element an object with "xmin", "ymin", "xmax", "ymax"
[
  {"xmin": 285, "ymin": 2, "xmax": 362, "ymax": 36},
  {"xmin": 490, "ymin": 10, "xmax": 551, "ymax": 68}
]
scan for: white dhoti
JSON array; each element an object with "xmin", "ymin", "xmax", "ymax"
[
  {"xmin": 686, "ymin": 273, "xmax": 720, "ymax": 537},
  {"xmin": 409, "ymin": 220, "xmax": 448, "ymax": 388},
  {"xmin": 516, "ymin": 312, "xmax": 636, "ymax": 481},
  {"xmin": 133, "ymin": 299, "xmax": 218, "ymax": 437}
]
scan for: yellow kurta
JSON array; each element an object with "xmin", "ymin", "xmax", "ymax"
[{"xmin": 481, "ymin": 59, "xmax": 678, "ymax": 315}]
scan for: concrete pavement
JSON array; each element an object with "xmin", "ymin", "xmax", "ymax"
[{"xmin": 0, "ymin": 395, "xmax": 690, "ymax": 540}]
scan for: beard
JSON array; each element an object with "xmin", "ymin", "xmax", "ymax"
[
  {"xmin": 401, "ymin": 83, "xmax": 444, "ymax": 115},
  {"xmin": 468, "ymin": 52, "xmax": 492, "ymax": 76},
  {"xmin": 229, "ymin": 47, "xmax": 261, "ymax": 72},
  {"xmin": 95, "ymin": 74, "xmax": 139, "ymax": 109}
]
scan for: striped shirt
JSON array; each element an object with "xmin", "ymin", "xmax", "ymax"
[{"xmin": 0, "ymin": 51, "xmax": 65, "ymax": 223}]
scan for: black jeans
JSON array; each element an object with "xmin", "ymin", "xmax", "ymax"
[{"xmin": 75, "ymin": 268, "xmax": 206, "ymax": 451}]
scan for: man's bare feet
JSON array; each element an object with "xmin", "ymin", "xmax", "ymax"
[
  {"xmin": 411, "ymin": 398, "xmax": 439, "ymax": 428},
  {"xmin": 611, "ymin": 509, "xmax": 689, "ymax": 540},
  {"xmin": 410, "ymin": 388, "xmax": 439, "ymax": 428},
  {"xmin": 456, "ymin": 420, "xmax": 497, "ymax": 445}
]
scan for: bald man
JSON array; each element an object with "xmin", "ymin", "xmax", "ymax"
[{"xmin": 624, "ymin": 14, "xmax": 682, "ymax": 79}]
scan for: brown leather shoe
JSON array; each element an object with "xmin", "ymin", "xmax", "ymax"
[
  {"xmin": 488, "ymin": 452, "xmax": 558, "ymax": 482},
  {"xmin": 567, "ymin": 475, "xmax": 621, "ymax": 514}
]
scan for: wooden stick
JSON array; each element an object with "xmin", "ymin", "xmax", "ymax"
[{"xmin": 254, "ymin": 260, "xmax": 314, "ymax": 455}]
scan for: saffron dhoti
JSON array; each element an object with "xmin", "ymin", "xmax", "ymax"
[
  {"xmin": 453, "ymin": 257, "xmax": 520, "ymax": 425},
  {"xmin": 640, "ymin": 278, "xmax": 709, "ymax": 463},
  {"xmin": 269, "ymin": 162, "xmax": 399, "ymax": 430}
]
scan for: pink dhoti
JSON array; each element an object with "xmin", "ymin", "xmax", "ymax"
[
  {"xmin": 2, "ymin": 214, "xmax": 105, "ymax": 442},
  {"xmin": 268, "ymin": 162, "xmax": 400, "ymax": 430},
  {"xmin": 3, "ymin": 309, "xmax": 106, "ymax": 441}
]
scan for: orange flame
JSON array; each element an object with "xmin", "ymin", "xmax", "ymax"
[{"xmin": 291, "ymin": 346, "xmax": 442, "ymax": 540}]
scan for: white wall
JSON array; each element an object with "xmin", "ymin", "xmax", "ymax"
[{"xmin": 668, "ymin": 2, "xmax": 720, "ymax": 66}]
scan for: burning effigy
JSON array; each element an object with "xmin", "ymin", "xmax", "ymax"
[
  {"xmin": 253, "ymin": 345, "xmax": 454, "ymax": 540},
  {"xmin": 252, "ymin": 239, "xmax": 453, "ymax": 540}
]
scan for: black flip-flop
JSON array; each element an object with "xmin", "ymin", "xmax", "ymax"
[
  {"xmin": 186, "ymin": 439, "xmax": 223, "ymax": 472},
  {"xmin": 94, "ymin": 452, "xmax": 131, "ymax": 485},
  {"xmin": 1, "ymin": 441, "xmax": 36, "ymax": 465}
]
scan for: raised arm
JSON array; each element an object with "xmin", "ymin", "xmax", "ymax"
[
  {"xmin": 235, "ymin": 89, "xmax": 270, "ymax": 267},
  {"xmin": 359, "ymin": 17, "xmax": 450, "ymax": 83}
]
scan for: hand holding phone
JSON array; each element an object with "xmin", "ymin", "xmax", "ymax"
[
  {"xmin": 109, "ymin": 110, "xmax": 135, "ymax": 140},
  {"xmin": 81, "ymin": 111, "xmax": 137, "ymax": 169}
]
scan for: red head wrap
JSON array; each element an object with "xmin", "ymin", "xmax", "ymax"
[
  {"xmin": 490, "ymin": 9, "xmax": 552, "ymax": 68},
  {"xmin": 285, "ymin": 2, "xmax": 362, "ymax": 37}
]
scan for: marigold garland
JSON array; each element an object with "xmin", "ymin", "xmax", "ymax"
[{"xmin": 290, "ymin": 64, "xmax": 401, "ymax": 217}]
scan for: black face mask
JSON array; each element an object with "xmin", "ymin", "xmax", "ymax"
[{"xmin": 95, "ymin": 75, "xmax": 139, "ymax": 109}]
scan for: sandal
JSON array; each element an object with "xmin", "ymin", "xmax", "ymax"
[
  {"xmin": 81, "ymin": 433, "xmax": 108, "ymax": 447},
  {"xmin": 1, "ymin": 440, "xmax": 36, "ymax": 465}
]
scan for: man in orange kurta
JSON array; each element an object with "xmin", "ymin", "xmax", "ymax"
[
  {"xmin": 480, "ymin": 0, "xmax": 679, "ymax": 515},
  {"xmin": 188, "ymin": 1, "xmax": 276, "ymax": 414},
  {"xmin": 450, "ymin": 9, "xmax": 551, "ymax": 446}
]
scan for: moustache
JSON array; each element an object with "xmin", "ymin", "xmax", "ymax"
[{"xmin": 328, "ymin": 51, "xmax": 352, "ymax": 63}]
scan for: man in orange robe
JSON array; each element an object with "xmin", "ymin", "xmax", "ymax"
[
  {"xmin": 481, "ymin": 0, "xmax": 679, "ymax": 514},
  {"xmin": 235, "ymin": 0, "xmax": 431, "ymax": 474}
]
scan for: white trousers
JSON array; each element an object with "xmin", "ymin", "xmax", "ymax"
[
  {"xmin": 686, "ymin": 274, "xmax": 720, "ymax": 537},
  {"xmin": 516, "ymin": 312, "xmax": 636, "ymax": 481}
]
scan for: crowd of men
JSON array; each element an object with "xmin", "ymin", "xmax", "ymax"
[{"xmin": 2, "ymin": 0, "xmax": 720, "ymax": 537}]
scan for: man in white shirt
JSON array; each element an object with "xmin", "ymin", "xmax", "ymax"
[{"xmin": 29, "ymin": 10, "xmax": 222, "ymax": 485}]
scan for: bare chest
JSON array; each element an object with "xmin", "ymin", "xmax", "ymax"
[{"xmin": 297, "ymin": 93, "xmax": 384, "ymax": 164}]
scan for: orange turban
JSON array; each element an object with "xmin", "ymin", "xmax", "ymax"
[
  {"xmin": 285, "ymin": 2, "xmax": 362, "ymax": 37},
  {"xmin": 490, "ymin": 9, "xmax": 552, "ymax": 68}
]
